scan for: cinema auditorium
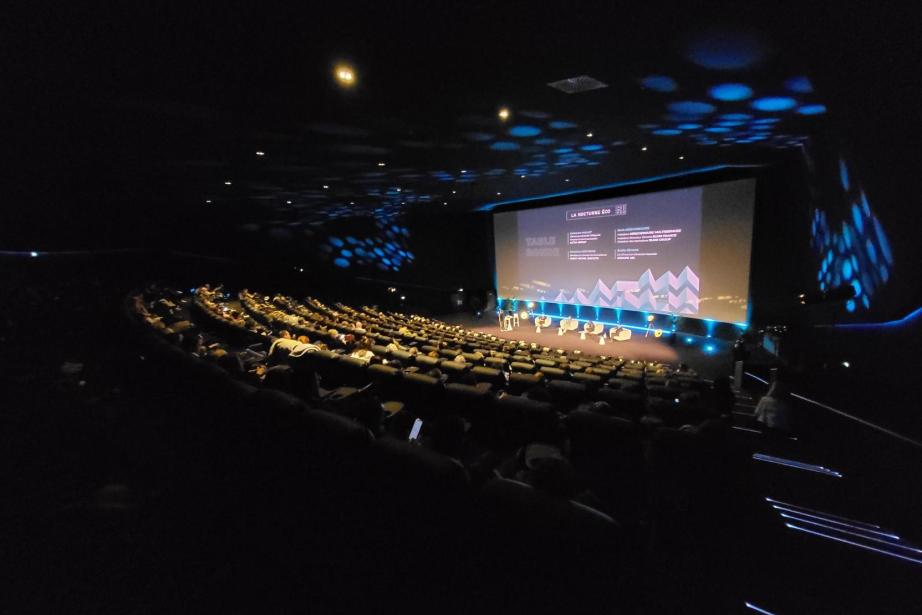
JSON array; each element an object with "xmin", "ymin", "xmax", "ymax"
[{"xmin": 6, "ymin": 4, "xmax": 922, "ymax": 613}]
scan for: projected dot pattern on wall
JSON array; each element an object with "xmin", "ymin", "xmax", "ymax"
[
  {"xmin": 811, "ymin": 158, "xmax": 893, "ymax": 313},
  {"xmin": 317, "ymin": 216, "xmax": 415, "ymax": 272}
]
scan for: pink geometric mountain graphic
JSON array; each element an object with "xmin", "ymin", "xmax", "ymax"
[{"xmin": 554, "ymin": 267, "xmax": 699, "ymax": 314}]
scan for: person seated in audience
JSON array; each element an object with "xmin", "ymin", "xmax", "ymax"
[
  {"xmin": 453, "ymin": 354, "xmax": 467, "ymax": 364},
  {"xmin": 755, "ymin": 368, "xmax": 795, "ymax": 434},
  {"xmin": 386, "ymin": 338, "xmax": 407, "ymax": 353},
  {"xmin": 426, "ymin": 367, "xmax": 447, "ymax": 383},
  {"xmin": 350, "ymin": 336, "xmax": 376, "ymax": 363}
]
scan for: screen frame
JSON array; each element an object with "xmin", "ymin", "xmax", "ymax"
[{"xmin": 488, "ymin": 167, "xmax": 763, "ymax": 325}]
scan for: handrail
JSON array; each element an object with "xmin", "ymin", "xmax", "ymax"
[{"xmin": 744, "ymin": 372, "xmax": 922, "ymax": 449}]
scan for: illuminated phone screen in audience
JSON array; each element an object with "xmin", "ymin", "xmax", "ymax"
[{"xmin": 409, "ymin": 418, "xmax": 423, "ymax": 441}]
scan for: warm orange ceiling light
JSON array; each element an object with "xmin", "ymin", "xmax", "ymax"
[{"xmin": 334, "ymin": 63, "xmax": 356, "ymax": 87}]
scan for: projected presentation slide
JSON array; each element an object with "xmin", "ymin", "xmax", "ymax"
[{"xmin": 493, "ymin": 178, "xmax": 756, "ymax": 323}]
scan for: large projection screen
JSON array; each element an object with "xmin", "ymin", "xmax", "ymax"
[{"xmin": 493, "ymin": 178, "xmax": 756, "ymax": 324}]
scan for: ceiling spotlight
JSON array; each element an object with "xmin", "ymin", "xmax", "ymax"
[
  {"xmin": 442, "ymin": 201, "xmax": 447, "ymax": 205},
  {"xmin": 461, "ymin": 169, "xmax": 467, "ymax": 174},
  {"xmin": 458, "ymin": 288, "xmax": 464, "ymax": 292},
  {"xmin": 255, "ymin": 151, "xmax": 265, "ymax": 156},
  {"xmin": 334, "ymin": 63, "xmax": 356, "ymax": 87},
  {"xmin": 377, "ymin": 161, "xmax": 386, "ymax": 167},
  {"xmin": 586, "ymin": 132, "xmax": 593, "ymax": 138},
  {"xmin": 30, "ymin": 251, "xmax": 39, "ymax": 257},
  {"xmin": 496, "ymin": 192, "xmax": 502, "ymax": 196},
  {"xmin": 401, "ymin": 201, "xmax": 406, "ymax": 205},
  {"xmin": 286, "ymin": 200, "xmax": 292, "ymax": 204},
  {"xmin": 451, "ymin": 190, "xmax": 457, "ymax": 194},
  {"xmin": 396, "ymin": 188, "xmax": 401, "ymax": 192},
  {"xmin": 641, "ymin": 146, "xmax": 648, "ymax": 151},
  {"xmin": 842, "ymin": 361, "xmax": 850, "ymax": 368},
  {"xmin": 679, "ymin": 155, "xmax": 685, "ymax": 160},
  {"xmin": 205, "ymin": 199, "xmax": 212, "ymax": 204},
  {"xmin": 520, "ymin": 174, "xmax": 526, "ymax": 178},
  {"xmin": 323, "ymin": 185, "xmax": 329, "ymax": 189},
  {"xmin": 400, "ymin": 295, "xmax": 406, "ymax": 300},
  {"xmin": 224, "ymin": 181, "xmax": 232, "ymax": 185},
  {"xmin": 349, "ymin": 201, "xmax": 355, "ymax": 205},
  {"xmin": 564, "ymin": 178, "xmax": 570, "ymax": 182},
  {"xmin": 498, "ymin": 107, "xmax": 510, "ymax": 121}
]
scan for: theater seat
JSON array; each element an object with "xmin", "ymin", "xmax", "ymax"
[
  {"xmin": 471, "ymin": 365, "xmax": 505, "ymax": 388},
  {"xmin": 444, "ymin": 382, "xmax": 493, "ymax": 419},
  {"xmin": 538, "ymin": 366, "xmax": 568, "ymax": 380},
  {"xmin": 367, "ymin": 363, "xmax": 402, "ymax": 399},
  {"xmin": 414, "ymin": 354, "xmax": 440, "ymax": 369},
  {"xmin": 483, "ymin": 356, "xmax": 507, "ymax": 370},
  {"xmin": 594, "ymin": 388, "xmax": 644, "ymax": 421},
  {"xmin": 438, "ymin": 359, "xmax": 471, "ymax": 381},
  {"xmin": 565, "ymin": 409, "xmax": 645, "ymax": 522},
  {"xmin": 507, "ymin": 372, "xmax": 543, "ymax": 395},
  {"xmin": 547, "ymin": 379, "xmax": 588, "ymax": 408},
  {"xmin": 400, "ymin": 372, "xmax": 445, "ymax": 415},
  {"xmin": 571, "ymin": 372, "xmax": 602, "ymax": 388},
  {"xmin": 510, "ymin": 361, "xmax": 536, "ymax": 373}
]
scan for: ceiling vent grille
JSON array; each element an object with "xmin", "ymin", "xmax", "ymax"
[{"xmin": 547, "ymin": 75, "xmax": 608, "ymax": 94}]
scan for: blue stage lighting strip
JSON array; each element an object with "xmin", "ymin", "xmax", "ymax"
[
  {"xmin": 477, "ymin": 164, "xmax": 764, "ymax": 211},
  {"xmin": 784, "ymin": 523, "xmax": 922, "ymax": 566},
  {"xmin": 752, "ymin": 453, "xmax": 843, "ymax": 478},
  {"xmin": 744, "ymin": 602, "xmax": 777, "ymax": 615}
]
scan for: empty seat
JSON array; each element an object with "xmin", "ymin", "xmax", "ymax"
[
  {"xmin": 571, "ymin": 372, "xmax": 602, "ymax": 388},
  {"xmin": 538, "ymin": 366, "xmax": 568, "ymax": 380},
  {"xmin": 509, "ymin": 361, "xmax": 536, "ymax": 373},
  {"xmin": 471, "ymin": 365, "xmax": 505, "ymax": 388},
  {"xmin": 400, "ymin": 372, "xmax": 445, "ymax": 414}
]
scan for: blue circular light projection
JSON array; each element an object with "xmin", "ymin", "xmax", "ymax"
[
  {"xmin": 753, "ymin": 117, "xmax": 781, "ymax": 124},
  {"xmin": 534, "ymin": 138, "xmax": 556, "ymax": 145},
  {"xmin": 549, "ymin": 120, "xmax": 578, "ymax": 129},
  {"xmin": 329, "ymin": 237, "xmax": 344, "ymax": 248},
  {"xmin": 686, "ymin": 29, "xmax": 766, "ymax": 70},
  {"xmin": 797, "ymin": 104, "xmax": 827, "ymax": 115},
  {"xmin": 784, "ymin": 76, "xmax": 814, "ymax": 93},
  {"xmin": 668, "ymin": 100, "xmax": 716, "ymax": 115},
  {"xmin": 554, "ymin": 147, "xmax": 574, "ymax": 154},
  {"xmin": 508, "ymin": 125, "xmax": 542, "ymax": 137},
  {"xmin": 717, "ymin": 120, "xmax": 745, "ymax": 127},
  {"xmin": 464, "ymin": 132, "xmax": 494, "ymax": 141},
  {"xmin": 640, "ymin": 75, "xmax": 678, "ymax": 92},
  {"xmin": 839, "ymin": 159, "xmax": 850, "ymax": 190},
  {"xmin": 709, "ymin": 83, "xmax": 754, "ymax": 101},
  {"xmin": 580, "ymin": 144, "xmax": 604, "ymax": 151},
  {"xmin": 705, "ymin": 126, "xmax": 732, "ymax": 133},
  {"xmin": 653, "ymin": 129, "xmax": 682, "ymax": 136},
  {"xmin": 677, "ymin": 123, "xmax": 702, "ymax": 129},
  {"xmin": 751, "ymin": 97, "xmax": 797, "ymax": 111},
  {"xmin": 334, "ymin": 258, "xmax": 350, "ymax": 268},
  {"xmin": 490, "ymin": 141, "xmax": 520, "ymax": 151},
  {"xmin": 720, "ymin": 113, "xmax": 752, "ymax": 121}
]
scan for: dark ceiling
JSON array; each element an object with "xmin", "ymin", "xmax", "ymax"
[{"xmin": 8, "ymin": 1, "xmax": 922, "ymax": 248}]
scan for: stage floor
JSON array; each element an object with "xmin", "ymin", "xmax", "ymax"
[{"xmin": 439, "ymin": 312, "xmax": 732, "ymax": 380}]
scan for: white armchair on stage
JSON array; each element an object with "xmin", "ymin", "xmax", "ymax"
[
  {"xmin": 558, "ymin": 316, "xmax": 579, "ymax": 336},
  {"xmin": 609, "ymin": 325, "xmax": 632, "ymax": 342},
  {"xmin": 534, "ymin": 315, "xmax": 552, "ymax": 333},
  {"xmin": 580, "ymin": 321, "xmax": 606, "ymax": 344}
]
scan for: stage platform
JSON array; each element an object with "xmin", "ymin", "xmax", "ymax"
[{"xmin": 438, "ymin": 312, "xmax": 733, "ymax": 380}]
